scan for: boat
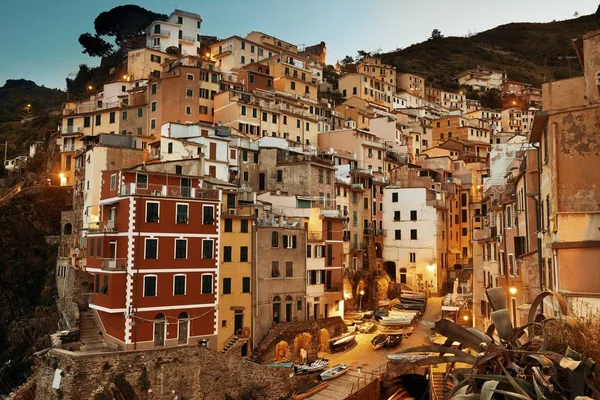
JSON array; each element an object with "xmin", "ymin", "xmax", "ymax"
[
  {"xmin": 371, "ymin": 334, "xmax": 403, "ymax": 350},
  {"xmin": 294, "ymin": 358, "xmax": 329, "ymax": 375},
  {"xmin": 265, "ymin": 361, "xmax": 293, "ymax": 368},
  {"xmin": 377, "ymin": 318, "xmax": 412, "ymax": 327},
  {"xmin": 377, "ymin": 325, "xmax": 414, "ymax": 336},
  {"xmin": 387, "ymin": 353, "xmax": 431, "ymax": 364},
  {"xmin": 320, "ymin": 363, "xmax": 350, "ymax": 381},
  {"xmin": 400, "ymin": 290, "xmax": 427, "ymax": 299},
  {"xmin": 330, "ymin": 332, "xmax": 356, "ymax": 351},
  {"xmin": 358, "ymin": 321, "xmax": 375, "ymax": 333},
  {"xmin": 371, "ymin": 334, "xmax": 387, "ymax": 350},
  {"xmin": 291, "ymin": 380, "xmax": 329, "ymax": 400}
]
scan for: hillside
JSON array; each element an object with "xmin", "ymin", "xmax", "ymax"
[
  {"xmin": 381, "ymin": 14, "xmax": 599, "ymax": 90},
  {"xmin": 0, "ymin": 79, "xmax": 65, "ymax": 123}
]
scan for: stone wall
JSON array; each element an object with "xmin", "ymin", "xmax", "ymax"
[
  {"xmin": 346, "ymin": 377, "xmax": 381, "ymax": 400},
  {"xmin": 35, "ymin": 346, "xmax": 296, "ymax": 400},
  {"xmin": 255, "ymin": 316, "xmax": 346, "ymax": 363},
  {"xmin": 56, "ymin": 265, "xmax": 93, "ymax": 331}
]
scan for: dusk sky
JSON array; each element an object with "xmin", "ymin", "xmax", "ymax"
[{"xmin": 0, "ymin": 0, "xmax": 596, "ymax": 90}]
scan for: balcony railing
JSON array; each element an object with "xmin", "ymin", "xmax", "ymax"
[
  {"xmin": 180, "ymin": 34, "xmax": 196, "ymax": 43},
  {"xmin": 120, "ymin": 183, "xmax": 219, "ymax": 200},
  {"xmin": 150, "ymin": 29, "xmax": 170, "ymax": 37},
  {"xmin": 307, "ymin": 231, "xmax": 322, "ymax": 241},
  {"xmin": 100, "ymin": 258, "xmax": 127, "ymax": 271},
  {"xmin": 374, "ymin": 229, "xmax": 386, "ymax": 237},
  {"xmin": 351, "ymin": 242, "xmax": 366, "ymax": 251},
  {"xmin": 88, "ymin": 220, "xmax": 117, "ymax": 232}
]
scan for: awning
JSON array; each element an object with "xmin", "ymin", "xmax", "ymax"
[{"xmin": 529, "ymin": 111, "xmax": 549, "ymax": 143}]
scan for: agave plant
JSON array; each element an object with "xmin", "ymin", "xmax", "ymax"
[{"xmin": 387, "ymin": 288, "xmax": 600, "ymax": 399}]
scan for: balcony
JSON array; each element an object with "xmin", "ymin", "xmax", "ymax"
[
  {"xmin": 119, "ymin": 183, "xmax": 219, "ymax": 200},
  {"xmin": 351, "ymin": 242, "xmax": 366, "ymax": 251},
  {"xmin": 308, "ymin": 231, "xmax": 322, "ymax": 241},
  {"xmin": 325, "ymin": 286, "xmax": 342, "ymax": 293},
  {"xmin": 150, "ymin": 29, "xmax": 170, "ymax": 37},
  {"xmin": 374, "ymin": 229, "xmax": 386, "ymax": 237},
  {"xmin": 100, "ymin": 258, "xmax": 127, "ymax": 271},
  {"xmin": 88, "ymin": 220, "xmax": 117, "ymax": 233},
  {"xmin": 180, "ymin": 34, "xmax": 196, "ymax": 43}
]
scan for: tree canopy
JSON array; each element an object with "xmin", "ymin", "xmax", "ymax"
[
  {"xmin": 79, "ymin": 5, "xmax": 167, "ymax": 57},
  {"xmin": 430, "ymin": 29, "xmax": 443, "ymax": 40}
]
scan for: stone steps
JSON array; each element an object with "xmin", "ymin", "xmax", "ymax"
[
  {"xmin": 79, "ymin": 311, "xmax": 108, "ymax": 347},
  {"xmin": 221, "ymin": 336, "xmax": 239, "ymax": 353}
]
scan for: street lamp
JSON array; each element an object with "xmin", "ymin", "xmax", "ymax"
[
  {"xmin": 427, "ymin": 263, "xmax": 435, "ymax": 272},
  {"xmin": 509, "ymin": 287, "xmax": 517, "ymax": 295},
  {"xmin": 358, "ymin": 289, "xmax": 365, "ymax": 311}
]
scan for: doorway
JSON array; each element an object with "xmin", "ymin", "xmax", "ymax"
[
  {"xmin": 178, "ymin": 312, "xmax": 189, "ymax": 344},
  {"xmin": 154, "ymin": 313, "xmax": 166, "ymax": 347},
  {"xmin": 234, "ymin": 312, "xmax": 243, "ymax": 334},
  {"xmin": 324, "ymin": 303, "xmax": 329, "ymax": 318},
  {"xmin": 181, "ymin": 177, "xmax": 191, "ymax": 198},
  {"xmin": 259, "ymin": 173, "xmax": 266, "ymax": 190}
]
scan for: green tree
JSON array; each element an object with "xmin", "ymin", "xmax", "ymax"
[
  {"xmin": 78, "ymin": 33, "xmax": 113, "ymax": 57},
  {"xmin": 430, "ymin": 29, "xmax": 443, "ymax": 40}
]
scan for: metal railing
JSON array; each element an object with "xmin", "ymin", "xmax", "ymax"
[
  {"xmin": 88, "ymin": 220, "xmax": 117, "ymax": 232},
  {"xmin": 150, "ymin": 29, "xmax": 170, "ymax": 37},
  {"xmin": 100, "ymin": 258, "xmax": 127, "ymax": 270},
  {"xmin": 180, "ymin": 34, "xmax": 196, "ymax": 43},
  {"xmin": 120, "ymin": 183, "xmax": 219, "ymax": 200}
]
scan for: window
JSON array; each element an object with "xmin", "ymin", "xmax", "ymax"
[
  {"xmin": 223, "ymin": 246, "xmax": 232, "ymax": 262},
  {"xmin": 392, "ymin": 192, "xmax": 398, "ymax": 202},
  {"xmin": 150, "ymin": 119, "xmax": 156, "ymax": 129},
  {"xmin": 176, "ymin": 204, "xmax": 188, "ymax": 224},
  {"xmin": 296, "ymin": 119, "xmax": 301, "ymax": 128},
  {"xmin": 222, "ymin": 278, "xmax": 231, "ymax": 294},
  {"xmin": 186, "ymin": 88, "xmax": 193, "ymax": 97},
  {"xmin": 174, "ymin": 275, "xmax": 186, "ymax": 295},
  {"xmin": 146, "ymin": 201, "xmax": 159, "ymax": 222},
  {"xmin": 108, "ymin": 112, "xmax": 115, "ymax": 124},
  {"xmin": 394, "ymin": 211, "xmax": 400, "ymax": 221},
  {"xmin": 202, "ymin": 240, "xmax": 213, "ymax": 259},
  {"xmin": 201, "ymin": 274, "xmax": 213, "ymax": 294},
  {"xmin": 508, "ymin": 253, "xmax": 515, "ymax": 276},
  {"xmin": 137, "ymin": 173, "xmax": 148, "ymax": 189},
  {"xmin": 203, "ymin": 205, "xmax": 214, "ymax": 224},
  {"xmin": 272, "ymin": 114, "xmax": 277, "ymax": 124},
  {"xmin": 145, "ymin": 238, "xmax": 158, "ymax": 259},
  {"xmin": 224, "ymin": 219, "xmax": 233, "ymax": 232},
  {"xmin": 240, "ymin": 55, "xmax": 245, "ymax": 64},
  {"xmin": 240, "ymin": 246, "xmax": 248, "ymax": 262},
  {"xmin": 410, "ymin": 210, "xmax": 417, "ymax": 221},
  {"xmin": 306, "ymin": 245, "xmax": 312, "ymax": 258},
  {"xmin": 241, "ymin": 41, "xmax": 246, "ymax": 50},
  {"xmin": 271, "ymin": 261, "xmax": 280, "ymax": 278},
  {"xmin": 276, "ymin": 170, "xmax": 283, "ymax": 182},
  {"xmin": 271, "ymin": 231, "xmax": 279, "ymax": 247},
  {"xmin": 109, "ymin": 174, "xmax": 117, "ymax": 191},
  {"xmin": 283, "ymin": 115, "xmax": 287, "ymax": 125},
  {"xmin": 286, "ymin": 261, "xmax": 294, "ymax": 277},
  {"xmin": 500, "ymin": 251, "xmax": 505, "ymax": 275},
  {"xmin": 242, "ymin": 277, "xmax": 251, "ymax": 293},
  {"xmin": 241, "ymin": 105, "xmax": 246, "ymax": 116},
  {"xmin": 409, "ymin": 252, "xmax": 416, "ymax": 263},
  {"xmin": 143, "ymin": 275, "xmax": 157, "ymax": 297},
  {"xmin": 175, "ymin": 239, "xmax": 187, "ymax": 259},
  {"xmin": 410, "ymin": 229, "xmax": 418, "ymax": 240},
  {"xmin": 395, "ymin": 230, "xmax": 401, "ymax": 240},
  {"xmin": 122, "ymin": 111, "xmax": 128, "ymax": 121},
  {"xmin": 240, "ymin": 220, "xmax": 249, "ymax": 233},
  {"xmin": 283, "ymin": 234, "xmax": 297, "ymax": 249},
  {"xmin": 462, "ymin": 227, "xmax": 468, "ymax": 236}
]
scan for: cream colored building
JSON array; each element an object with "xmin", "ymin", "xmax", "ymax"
[
  {"xmin": 339, "ymin": 73, "xmax": 394, "ymax": 110},
  {"xmin": 146, "ymin": 9, "xmax": 202, "ymax": 56},
  {"xmin": 397, "ymin": 73, "xmax": 425, "ymax": 96}
]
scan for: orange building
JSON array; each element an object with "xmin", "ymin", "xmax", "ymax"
[{"xmin": 86, "ymin": 160, "xmax": 221, "ymax": 350}]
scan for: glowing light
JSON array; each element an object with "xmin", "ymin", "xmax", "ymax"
[
  {"xmin": 359, "ymin": 289, "xmax": 365, "ymax": 296},
  {"xmin": 123, "ymin": 75, "xmax": 128, "ymax": 80},
  {"xmin": 26, "ymin": 104, "xmax": 31, "ymax": 108},
  {"xmin": 343, "ymin": 292, "xmax": 350, "ymax": 300},
  {"xmin": 59, "ymin": 172, "xmax": 65, "ymax": 179},
  {"xmin": 463, "ymin": 315, "xmax": 469, "ymax": 321},
  {"xmin": 512, "ymin": 101, "xmax": 517, "ymax": 106},
  {"xmin": 206, "ymin": 52, "xmax": 211, "ymax": 58},
  {"xmin": 509, "ymin": 287, "xmax": 517, "ymax": 295},
  {"xmin": 427, "ymin": 264, "xmax": 435, "ymax": 272},
  {"xmin": 87, "ymin": 85, "xmax": 93, "ymax": 90}
]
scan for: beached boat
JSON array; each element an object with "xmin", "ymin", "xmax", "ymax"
[
  {"xmin": 378, "ymin": 318, "xmax": 412, "ymax": 327},
  {"xmin": 387, "ymin": 353, "xmax": 431, "ymax": 364},
  {"xmin": 291, "ymin": 380, "xmax": 329, "ymax": 400},
  {"xmin": 265, "ymin": 361, "xmax": 293, "ymax": 368},
  {"xmin": 400, "ymin": 290, "xmax": 427, "ymax": 299},
  {"xmin": 294, "ymin": 358, "xmax": 329, "ymax": 375},
  {"xmin": 320, "ymin": 363, "xmax": 350, "ymax": 381},
  {"xmin": 329, "ymin": 332, "xmax": 356, "ymax": 351},
  {"xmin": 358, "ymin": 321, "xmax": 375, "ymax": 333},
  {"xmin": 377, "ymin": 325, "xmax": 414, "ymax": 336},
  {"xmin": 371, "ymin": 334, "xmax": 403, "ymax": 350}
]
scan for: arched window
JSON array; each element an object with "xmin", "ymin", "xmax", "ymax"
[
  {"xmin": 400, "ymin": 268, "xmax": 407, "ymax": 285},
  {"xmin": 154, "ymin": 313, "xmax": 166, "ymax": 347},
  {"xmin": 272, "ymin": 296, "xmax": 281, "ymax": 324},
  {"xmin": 64, "ymin": 223, "xmax": 72, "ymax": 235},
  {"xmin": 178, "ymin": 312, "xmax": 189, "ymax": 345},
  {"xmin": 285, "ymin": 295, "xmax": 293, "ymax": 322}
]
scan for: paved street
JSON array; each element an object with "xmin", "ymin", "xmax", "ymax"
[{"xmin": 308, "ymin": 297, "xmax": 442, "ymax": 399}]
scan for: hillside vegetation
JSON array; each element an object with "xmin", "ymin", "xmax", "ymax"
[
  {"xmin": 0, "ymin": 79, "xmax": 65, "ymax": 123},
  {"xmin": 381, "ymin": 14, "xmax": 599, "ymax": 90}
]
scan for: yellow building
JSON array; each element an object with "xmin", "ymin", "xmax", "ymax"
[
  {"xmin": 217, "ymin": 194, "xmax": 255, "ymax": 355},
  {"xmin": 339, "ymin": 73, "xmax": 394, "ymax": 110},
  {"xmin": 265, "ymin": 52, "xmax": 318, "ymax": 101}
]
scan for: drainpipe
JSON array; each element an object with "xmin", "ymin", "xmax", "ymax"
[
  {"xmin": 532, "ymin": 142, "xmax": 543, "ymax": 312},
  {"xmin": 252, "ymin": 221, "xmax": 258, "ymax": 350}
]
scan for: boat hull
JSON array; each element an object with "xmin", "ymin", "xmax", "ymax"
[
  {"xmin": 320, "ymin": 364, "xmax": 350, "ymax": 381},
  {"xmin": 292, "ymin": 381, "xmax": 329, "ymax": 400}
]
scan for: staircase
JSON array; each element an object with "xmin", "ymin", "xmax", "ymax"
[
  {"xmin": 79, "ymin": 310, "xmax": 112, "ymax": 352},
  {"xmin": 430, "ymin": 372, "xmax": 453, "ymax": 400},
  {"xmin": 220, "ymin": 335, "xmax": 239, "ymax": 353}
]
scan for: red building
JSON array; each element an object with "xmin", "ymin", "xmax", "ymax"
[{"xmin": 86, "ymin": 160, "xmax": 221, "ymax": 350}]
